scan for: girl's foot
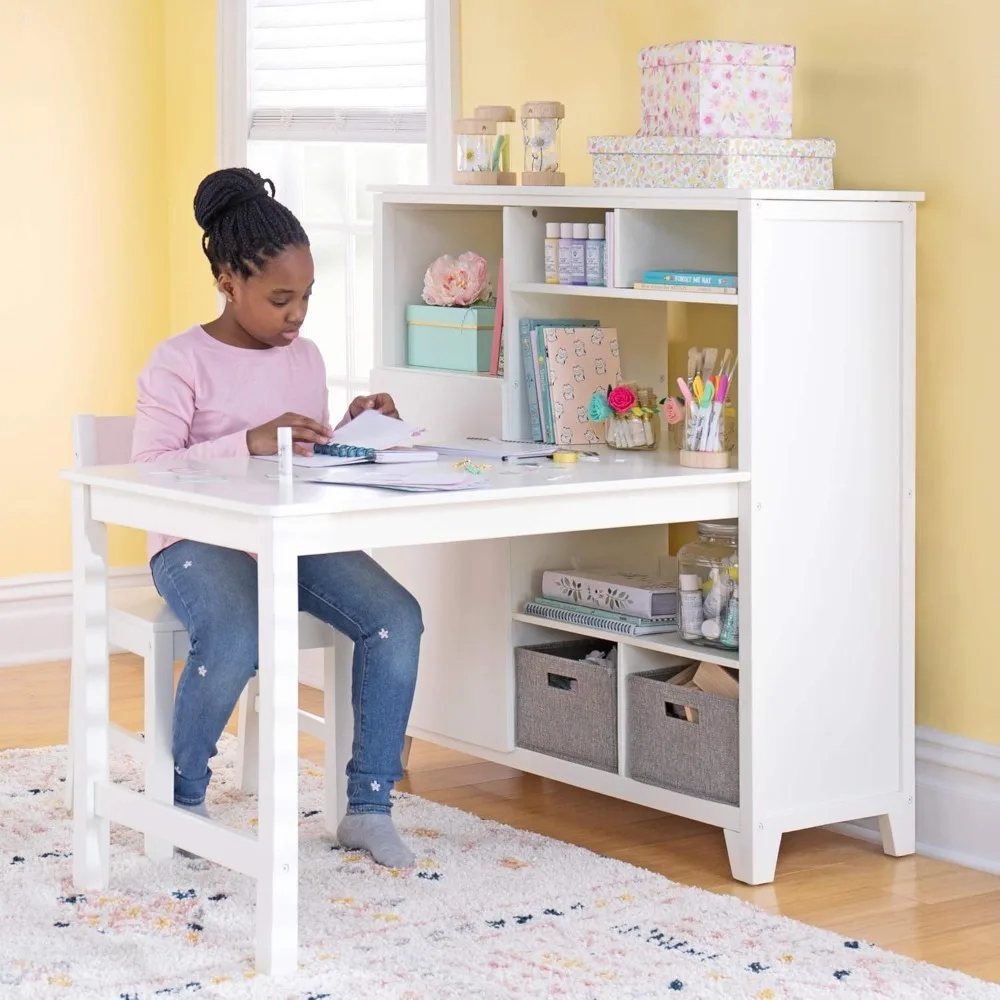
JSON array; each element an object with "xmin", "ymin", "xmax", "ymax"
[{"xmin": 337, "ymin": 813, "xmax": 415, "ymax": 868}]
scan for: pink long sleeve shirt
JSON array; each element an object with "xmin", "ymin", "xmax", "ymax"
[{"xmin": 131, "ymin": 325, "xmax": 343, "ymax": 560}]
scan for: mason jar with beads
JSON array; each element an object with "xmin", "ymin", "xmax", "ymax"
[{"xmin": 677, "ymin": 519, "xmax": 739, "ymax": 649}]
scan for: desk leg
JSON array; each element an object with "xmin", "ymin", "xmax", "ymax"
[
  {"xmin": 323, "ymin": 632, "xmax": 354, "ymax": 833},
  {"xmin": 71, "ymin": 483, "xmax": 110, "ymax": 891},
  {"xmin": 255, "ymin": 530, "xmax": 300, "ymax": 976}
]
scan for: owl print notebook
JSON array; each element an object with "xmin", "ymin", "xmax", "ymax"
[{"xmin": 540, "ymin": 326, "xmax": 621, "ymax": 446}]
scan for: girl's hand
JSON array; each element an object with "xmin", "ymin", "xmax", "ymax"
[
  {"xmin": 247, "ymin": 412, "xmax": 333, "ymax": 456},
  {"xmin": 348, "ymin": 392, "xmax": 400, "ymax": 420}
]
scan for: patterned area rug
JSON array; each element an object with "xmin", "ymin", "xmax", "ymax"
[{"xmin": 1, "ymin": 741, "xmax": 998, "ymax": 1000}]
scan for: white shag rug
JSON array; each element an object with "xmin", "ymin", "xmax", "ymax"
[{"xmin": 1, "ymin": 740, "xmax": 997, "ymax": 1000}]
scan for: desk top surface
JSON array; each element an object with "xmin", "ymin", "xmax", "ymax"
[{"xmin": 62, "ymin": 453, "xmax": 749, "ymax": 517}]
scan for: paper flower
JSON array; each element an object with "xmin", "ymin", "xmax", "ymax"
[
  {"xmin": 664, "ymin": 397, "xmax": 685, "ymax": 425},
  {"xmin": 608, "ymin": 385, "xmax": 637, "ymax": 414},
  {"xmin": 588, "ymin": 389, "xmax": 613, "ymax": 422},
  {"xmin": 421, "ymin": 252, "xmax": 492, "ymax": 307}
]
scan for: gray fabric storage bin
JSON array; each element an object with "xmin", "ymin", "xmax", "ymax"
[
  {"xmin": 515, "ymin": 638, "xmax": 617, "ymax": 772},
  {"xmin": 628, "ymin": 665, "xmax": 739, "ymax": 804}
]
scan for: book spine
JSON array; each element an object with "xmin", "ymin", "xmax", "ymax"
[
  {"xmin": 489, "ymin": 258, "xmax": 504, "ymax": 376},
  {"xmin": 640, "ymin": 271, "xmax": 737, "ymax": 288},
  {"xmin": 519, "ymin": 321, "xmax": 543, "ymax": 441},
  {"xmin": 534, "ymin": 328, "xmax": 555, "ymax": 443}
]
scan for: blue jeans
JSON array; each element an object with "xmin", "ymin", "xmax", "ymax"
[{"xmin": 150, "ymin": 540, "xmax": 422, "ymax": 814}]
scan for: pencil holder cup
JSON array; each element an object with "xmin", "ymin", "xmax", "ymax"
[{"xmin": 680, "ymin": 404, "xmax": 733, "ymax": 468}]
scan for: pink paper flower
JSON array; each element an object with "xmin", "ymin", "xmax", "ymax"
[
  {"xmin": 421, "ymin": 252, "xmax": 492, "ymax": 307},
  {"xmin": 608, "ymin": 385, "xmax": 637, "ymax": 413}
]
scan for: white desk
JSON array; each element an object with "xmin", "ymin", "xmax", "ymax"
[{"xmin": 62, "ymin": 452, "xmax": 744, "ymax": 976}]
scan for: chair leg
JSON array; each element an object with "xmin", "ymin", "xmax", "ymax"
[
  {"xmin": 143, "ymin": 633, "xmax": 175, "ymax": 861},
  {"xmin": 401, "ymin": 735, "xmax": 413, "ymax": 772},
  {"xmin": 236, "ymin": 674, "xmax": 260, "ymax": 795},
  {"xmin": 64, "ymin": 659, "xmax": 76, "ymax": 812},
  {"xmin": 324, "ymin": 633, "xmax": 354, "ymax": 833}
]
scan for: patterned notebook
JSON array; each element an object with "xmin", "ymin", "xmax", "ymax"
[{"xmin": 541, "ymin": 326, "xmax": 621, "ymax": 446}]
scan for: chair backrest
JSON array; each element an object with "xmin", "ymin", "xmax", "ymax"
[{"xmin": 72, "ymin": 415, "xmax": 135, "ymax": 468}]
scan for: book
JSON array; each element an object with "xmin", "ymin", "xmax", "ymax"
[
  {"xmin": 641, "ymin": 269, "xmax": 737, "ymax": 289},
  {"xmin": 518, "ymin": 319, "xmax": 543, "ymax": 441},
  {"xmin": 489, "ymin": 258, "xmax": 505, "ymax": 376},
  {"xmin": 520, "ymin": 318, "xmax": 598, "ymax": 443},
  {"xmin": 540, "ymin": 326, "xmax": 619, "ymax": 446},
  {"xmin": 522, "ymin": 597, "xmax": 678, "ymax": 635},
  {"xmin": 542, "ymin": 568, "xmax": 678, "ymax": 619},
  {"xmin": 633, "ymin": 282, "xmax": 737, "ymax": 295}
]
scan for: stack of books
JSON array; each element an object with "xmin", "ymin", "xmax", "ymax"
[
  {"xmin": 523, "ymin": 568, "xmax": 678, "ymax": 636},
  {"xmin": 518, "ymin": 318, "xmax": 621, "ymax": 446}
]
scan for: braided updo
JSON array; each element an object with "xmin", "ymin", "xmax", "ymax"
[{"xmin": 194, "ymin": 167, "xmax": 309, "ymax": 279}]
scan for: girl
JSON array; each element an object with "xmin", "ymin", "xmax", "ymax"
[{"xmin": 130, "ymin": 167, "xmax": 422, "ymax": 868}]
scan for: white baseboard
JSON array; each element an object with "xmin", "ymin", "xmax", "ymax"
[
  {"xmin": 0, "ymin": 568, "xmax": 152, "ymax": 667},
  {"xmin": 829, "ymin": 725, "xmax": 1000, "ymax": 876}
]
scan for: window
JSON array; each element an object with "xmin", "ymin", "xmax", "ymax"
[{"xmin": 217, "ymin": 0, "xmax": 456, "ymax": 416}]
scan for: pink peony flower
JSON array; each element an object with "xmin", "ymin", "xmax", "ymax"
[
  {"xmin": 608, "ymin": 385, "xmax": 637, "ymax": 413},
  {"xmin": 421, "ymin": 252, "xmax": 492, "ymax": 307}
]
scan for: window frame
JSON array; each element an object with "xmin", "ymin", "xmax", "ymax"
[{"xmin": 215, "ymin": 0, "xmax": 460, "ymax": 179}]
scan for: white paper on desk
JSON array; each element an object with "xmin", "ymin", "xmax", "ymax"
[
  {"xmin": 306, "ymin": 466, "xmax": 487, "ymax": 492},
  {"xmin": 330, "ymin": 409, "xmax": 422, "ymax": 450}
]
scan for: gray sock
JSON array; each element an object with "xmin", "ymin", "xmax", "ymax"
[
  {"xmin": 337, "ymin": 813, "xmax": 415, "ymax": 868},
  {"xmin": 174, "ymin": 800, "xmax": 209, "ymax": 858}
]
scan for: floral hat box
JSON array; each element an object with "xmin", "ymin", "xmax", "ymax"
[
  {"xmin": 587, "ymin": 135, "xmax": 836, "ymax": 191},
  {"xmin": 638, "ymin": 40, "xmax": 796, "ymax": 140}
]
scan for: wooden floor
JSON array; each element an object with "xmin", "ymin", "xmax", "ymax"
[{"xmin": 3, "ymin": 655, "xmax": 999, "ymax": 984}]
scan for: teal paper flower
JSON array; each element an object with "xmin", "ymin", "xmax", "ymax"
[{"xmin": 588, "ymin": 389, "xmax": 613, "ymax": 421}]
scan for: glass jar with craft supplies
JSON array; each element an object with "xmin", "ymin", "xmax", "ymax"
[
  {"xmin": 677, "ymin": 519, "xmax": 739, "ymax": 650},
  {"xmin": 520, "ymin": 101, "xmax": 565, "ymax": 185},
  {"xmin": 454, "ymin": 118, "xmax": 501, "ymax": 184},
  {"xmin": 589, "ymin": 384, "xmax": 662, "ymax": 450},
  {"xmin": 679, "ymin": 347, "xmax": 737, "ymax": 468},
  {"xmin": 473, "ymin": 105, "xmax": 516, "ymax": 184}
]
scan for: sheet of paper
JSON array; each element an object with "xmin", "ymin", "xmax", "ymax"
[
  {"xmin": 305, "ymin": 466, "xmax": 487, "ymax": 492},
  {"xmin": 330, "ymin": 409, "xmax": 422, "ymax": 450}
]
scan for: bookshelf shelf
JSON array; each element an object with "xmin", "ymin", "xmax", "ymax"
[
  {"xmin": 509, "ymin": 281, "xmax": 739, "ymax": 306},
  {"xmin": 511, "ymin": 611, "xmax": 740, "ymax": 668},
  {"xmin": 370, "ymin": 184, "xmax": 919, "ymax": 887}
]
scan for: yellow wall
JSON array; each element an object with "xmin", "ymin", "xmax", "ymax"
[
  {"xmin": 461, "ymin": 1, "xmax": 1000, "ymax": 744},
  {"xmin": 0, "ymin": 0, "xmax": 216, "ymax": 578}
]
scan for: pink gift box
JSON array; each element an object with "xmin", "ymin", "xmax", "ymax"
[{"xmin": 639, "ymin": 40, "xmax": 796, "ymax": 139}]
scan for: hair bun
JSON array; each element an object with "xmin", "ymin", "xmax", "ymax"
[{"xmin": 194, "ymin": 167, "xmax": 276, "ymax": 230}]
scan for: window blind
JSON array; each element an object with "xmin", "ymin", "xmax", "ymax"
[{"xmin": 249, "ymin": 0, "xmax": 427, "ymax": 142}]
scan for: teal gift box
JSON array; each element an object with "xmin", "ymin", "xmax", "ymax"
[{"xmin": 405, "ymin": 303, "xmax": 496, "ymax": 372}]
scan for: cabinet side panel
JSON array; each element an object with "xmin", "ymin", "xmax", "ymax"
[
  {"xmin": 746, "ymin": 203, "xmax": 909, "ymax": 821},
  {"xmin": 375, "ymin": 540, "xmax": 514, "ymax": 752}
]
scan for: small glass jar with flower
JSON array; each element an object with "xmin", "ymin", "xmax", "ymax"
[
  {"xmin": 520, "ymin": 101, "xmax": 565, "ymax": 186},
  {"xmin": 589, "ymin": 383, "xmax": 664, "ymax": 450}
]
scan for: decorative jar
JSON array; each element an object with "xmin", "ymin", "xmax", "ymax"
[
  {"xmin": 473, "ymin": 105, "xmax": 516, "ymax": 184},
  {"xmin": 603, "ymin": 385, "xmax": 661, "ymax": 450},
  {"xmin": 677, "ymin": 519, "xmax": 739, "ymax": 649},
  {"xmin": 454, "ymin": 118, "xmax": 500, "ymax": 184},
  {"xmin": 520, "ymin": 101, "xmax": 565, "ymax": 186}
]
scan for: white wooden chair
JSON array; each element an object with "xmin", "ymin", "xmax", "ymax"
[{"xmin": 64, "ymin": 415, "xmax": 360, "ymax": 861}]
